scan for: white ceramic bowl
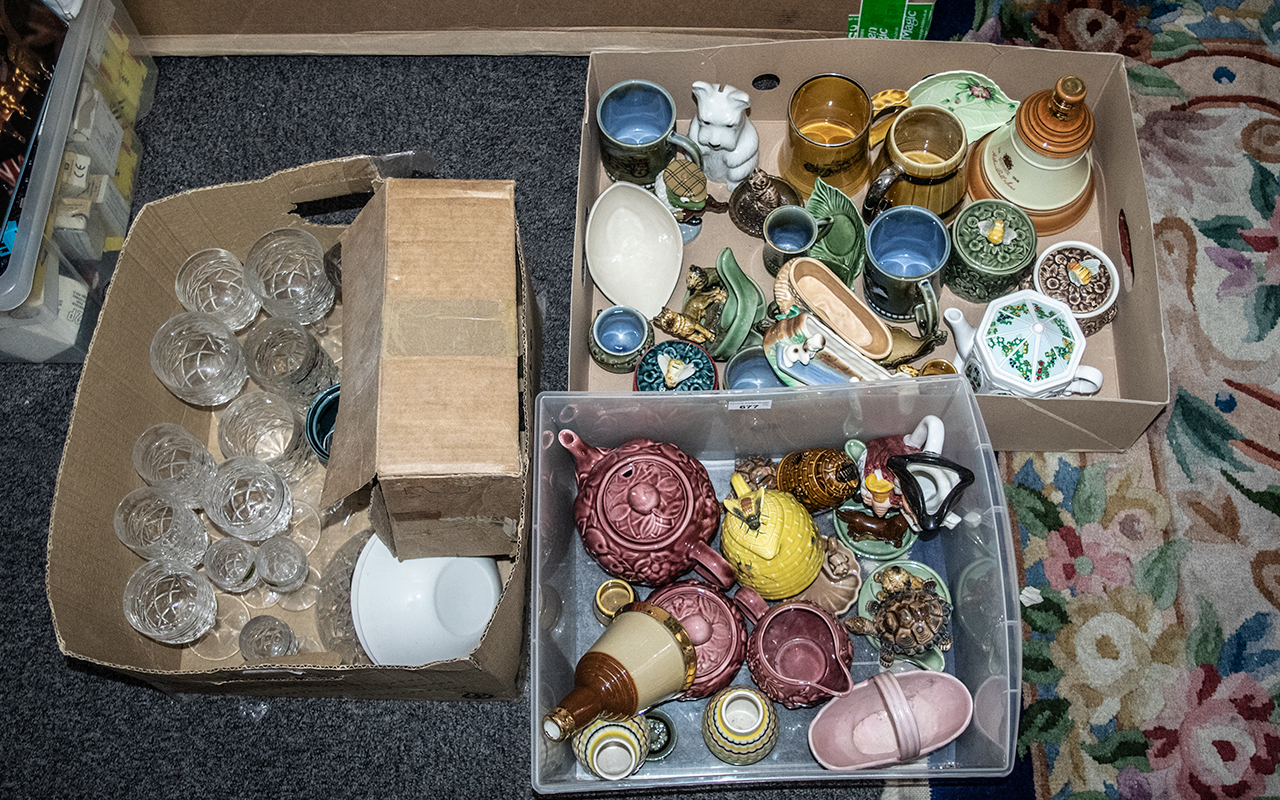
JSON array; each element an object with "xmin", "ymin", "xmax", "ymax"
[
  {"xmin": 584, "ymin": 181, "xmax": 683, "ymax": 318},
  {"xmin": 350, "ymin": 534, "xmax": 502, "ymax": 666}
]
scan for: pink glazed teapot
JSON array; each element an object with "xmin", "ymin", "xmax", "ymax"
[
  {"xmin": 648, "ymin": 580, "xmax": 770, "ymax": 700},
  {"xmin": 560, "ymin": 429, "xmax": 736, "ymax": 588}
]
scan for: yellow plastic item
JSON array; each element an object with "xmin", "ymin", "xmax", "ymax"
[{"xmin": 720, "ymin": 473, "xmax": 824, "ymax": 600}]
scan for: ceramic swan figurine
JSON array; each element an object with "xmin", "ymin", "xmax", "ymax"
[{"xmin": 689, "ymin": 82, "xmax": 759, "ymax": 191}]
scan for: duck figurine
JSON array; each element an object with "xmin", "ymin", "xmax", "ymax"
[{"xmin": 720, "ymin": 473, "xmax": 824, "ymax": 601}]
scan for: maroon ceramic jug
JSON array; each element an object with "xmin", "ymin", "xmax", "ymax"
[
  {"xmin": 560, "ymin": 429, "xmax": 736, "ymax": 588},
  {"xmin": 745, "ymin": 599, "xmax": 855, "ymax": 709},
  {"xmin": 648, "ymin": 581, "xmax": 769, "ymax": 700}
]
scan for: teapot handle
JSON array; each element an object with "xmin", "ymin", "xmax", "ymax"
[
  {"xmin": 1067, "ymin": 365, "xmax": 1104, "ymax": 395},
  {"xmin": 689, "ymin": 541, "xmax": 737, "ymax": 589}
]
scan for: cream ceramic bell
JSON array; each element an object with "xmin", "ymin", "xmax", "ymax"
[{"xmin": 966, "ymin": 76, "xmax": 1095, "ymax": 235}]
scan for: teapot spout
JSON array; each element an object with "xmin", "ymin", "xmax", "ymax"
[
  {"xmin": 559, "ymin": 429, "xmax": 608, "ymax": 484},
  {"xmin": 943, "ymin": 307, "xmax": 976, "ymax": 362}
]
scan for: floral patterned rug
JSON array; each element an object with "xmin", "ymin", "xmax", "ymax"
[{"xmin": 927, "ymin": 1, "xmax": 1280, "ymax": 799}]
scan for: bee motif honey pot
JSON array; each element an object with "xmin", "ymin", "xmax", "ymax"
[
  {"xmin": 774, "ymin": 443, "xmax": 863, "ymax": 513},
  {"xmin": 720, "ymin": 472, "xmax": 824, "ymax": 601}
]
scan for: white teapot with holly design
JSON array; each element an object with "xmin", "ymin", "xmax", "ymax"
[{"xmin": 943, "ymin": 289, "xmax": 1103, "ymax": 398}]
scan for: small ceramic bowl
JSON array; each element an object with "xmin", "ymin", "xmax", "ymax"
[
  {"xmin": 1033, "ymin": 241, "xmax": 1120, "ymax": 337},
  {"xmin": 592, "ymin": 578, "xmax": 636, "ymax": 625},
  {"xmin": 634, "ymin": 340, "xmax": 717, "ymax": 391},
  {"xmin": 585, "ymin": 181, "xmax": 683, "ymax": 318},
  {"xmin": 350, "ymin": 534, "xmax": 503, "ymax": 666},
  {"xmin": 589, "ymin": 305, "xmax": 654, "ymax": 373},
  {"xmin": 724, "ymin": 345, "xmax": 785, "ymax": 390}
]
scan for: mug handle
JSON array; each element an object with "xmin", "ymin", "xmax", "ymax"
[
  {"xmin": 813, "ymin": 215, "xmax": 835, "ymax": 243},
  {"xmin": 670, "ymin": 131, "xmax": 704, "ymax": 170},
  {"xmin": 861, "ymin": 162, "xmax": 905, "ymax": 223},
  {"xmin": 914, "ymin": 279, "xmax": 939, "ymax": 337},
  {"xmin": 732, "ymin": 586, "xmax": 770, "ymax": 623},
  {"xmin": 1067, "ymin": 365, "xmax": 1104, "ymax": 395}
]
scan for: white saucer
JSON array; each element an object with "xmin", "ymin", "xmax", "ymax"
[{"xmin": 349, "ymin": 534, "xmax": 502, "ymax": 666}]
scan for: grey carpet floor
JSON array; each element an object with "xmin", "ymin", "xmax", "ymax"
[{"xmin": 0, "ymin": 55, "xmax": 892, "ymax": 799}]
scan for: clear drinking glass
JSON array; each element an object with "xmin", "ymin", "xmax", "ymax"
[
  {"xmin": 203, "ymin": 456, "xmax": 294, "ymax": 542},
  {"xmin": 243, "ymin": 228, "xmax": 334, "ymax": 325},
  {"xmin": 114, "ymin": 486, "xmax": 209, "ymax": 567},
  {"xmin": 174, "ymin": 248, "xmax": 262, "ymax": 332},
  {"xmin": 203, "ymin": 536, "xmax": 260, "ymax": 593},
  {"xmin": 132, "ymin": 423, "xmax": 217, "ymax": 509},
  {"xmin": 238, "ymin": 614, "xmax": 299, "ymax": 660},
  {"xmin": 243, "ymin": 317, "xmax": 338, "ymax": 411},
  {"xmin": 150, "ymin": 311, "xmax": 248, "ymax": 406},
  {"xmin": 217, "ymin": 391, "xmax": 316, "ymax": 484},
  {"xmin": 255, "ymin": 535, "xmax": 309, "ymax": 593},
  {"xmin": 122, "ymin": 559, "xmax": 217, "ymax": 645},
  {"xmin": 189, "ymin": 594, "xmax": 250, "ymax": 661}
]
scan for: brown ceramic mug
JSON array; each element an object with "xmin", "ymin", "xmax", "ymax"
[
  {"xmin": 862, "ymin": 105, "xmax": 968, "ymax": 224},
  {"xmin": 778, "ymin": 74, "xmax": 873, "ymax": 199}
]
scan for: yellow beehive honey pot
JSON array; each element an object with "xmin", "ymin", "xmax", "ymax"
[{"xmin": 720, "ymin": 473, "xmax": 823, "ymax": 600}]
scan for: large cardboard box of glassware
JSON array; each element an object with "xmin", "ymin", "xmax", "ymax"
[
  {"xmin": 46, "ymin": 155, "xmax": 535, "ymax": 699},
  {"xmin": 121, "ymin": 0, "xmax": 917, "ymax": 55},
  {"xmin": 568, "ymin": 39, "xmax": 1170, "ymax": 453}
]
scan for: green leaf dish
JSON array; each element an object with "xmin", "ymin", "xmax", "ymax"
[{"xmin": 804, "ymin": 177, "xmax": 867, "ymax": 286}]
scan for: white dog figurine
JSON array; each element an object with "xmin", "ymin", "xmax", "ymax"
[{"xmin": 688, "ymin": 81, "xmax": 759, "ymax": 191}]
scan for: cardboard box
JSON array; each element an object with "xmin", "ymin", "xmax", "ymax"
[
  {"xmin": 46, "ymin": 156, "xmax": 533, "ymax": 699},
  {"xmin": 123, "ymin": 0, "xmax": 864, "ymax": 55},
  {"xmin": 322, "ymin": 179, "xmax": 530, "ymax": 561},
  {"xmin": 567, "ymin": 39, "xmax": 1169, "ymax": 452},
  {"xmin": 531, "ymin": 379, "xmax": 1020, "ymax": 790}
]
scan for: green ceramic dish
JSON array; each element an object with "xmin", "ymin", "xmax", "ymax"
[
  {"xmin": 831, "ymin": 498, "xmax": 917, "ymax": 560},
  {"xmin": 853, "ymin": 559, "xmax": 951, "ymax": 671},
  {"xmin": 804, "ymin": 177, "xmax": 868, "ymax": 286}
]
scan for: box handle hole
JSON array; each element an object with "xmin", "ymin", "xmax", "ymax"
[
  {"xmin": 1117, "ymin": 208, "xmax": 1135, "ymax": 291},
  {"xmin": 752, "ymin": 74, "xmax": 781, "ymax": 91}
]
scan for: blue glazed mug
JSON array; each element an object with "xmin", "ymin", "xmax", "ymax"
[
  {"xmin": 597, "ymin": 79, "xmax": 702, "ymax": 187},
  {"xmin": 862, "ymin": 205, "xmax": 950, "ymax": 335},
  {"xmin": 762, "ymin": 205, "xmax": 834, "ymax": 277}
]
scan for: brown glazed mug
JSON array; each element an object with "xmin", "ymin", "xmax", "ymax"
[
  {"xmin": 862, "ymin": 105, "xmax": 968, "ymax": 224},
  {"xmin": 778, "ymin": 74, "xmax": 873, "ymax": 199}
]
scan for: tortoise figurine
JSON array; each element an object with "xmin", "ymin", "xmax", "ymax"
[
  {"xmin": 846, "ymin": 569, "xmax": 953, "ymax": 669},
  {"xmin": 871, "ymin": 563, "xmax": 928, "ymax": 598}
]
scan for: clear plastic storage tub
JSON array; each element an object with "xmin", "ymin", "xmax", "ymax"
[{"xmin": 531, "ymin": 376, "xmax": 1020, "ymax": 792}]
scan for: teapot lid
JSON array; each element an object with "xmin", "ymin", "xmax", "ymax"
[
  {"xmin": 647, "ymin": 580, "xmax": 748, "ymax": 699},
  {"xmin": 978, "ymin": 289, "xmax": 1085, "ymax": 390}
]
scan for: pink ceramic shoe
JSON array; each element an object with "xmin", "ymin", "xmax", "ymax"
[{"xmin": 807, "ymin": 670, "xmax": 973, "ymax": 770}]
